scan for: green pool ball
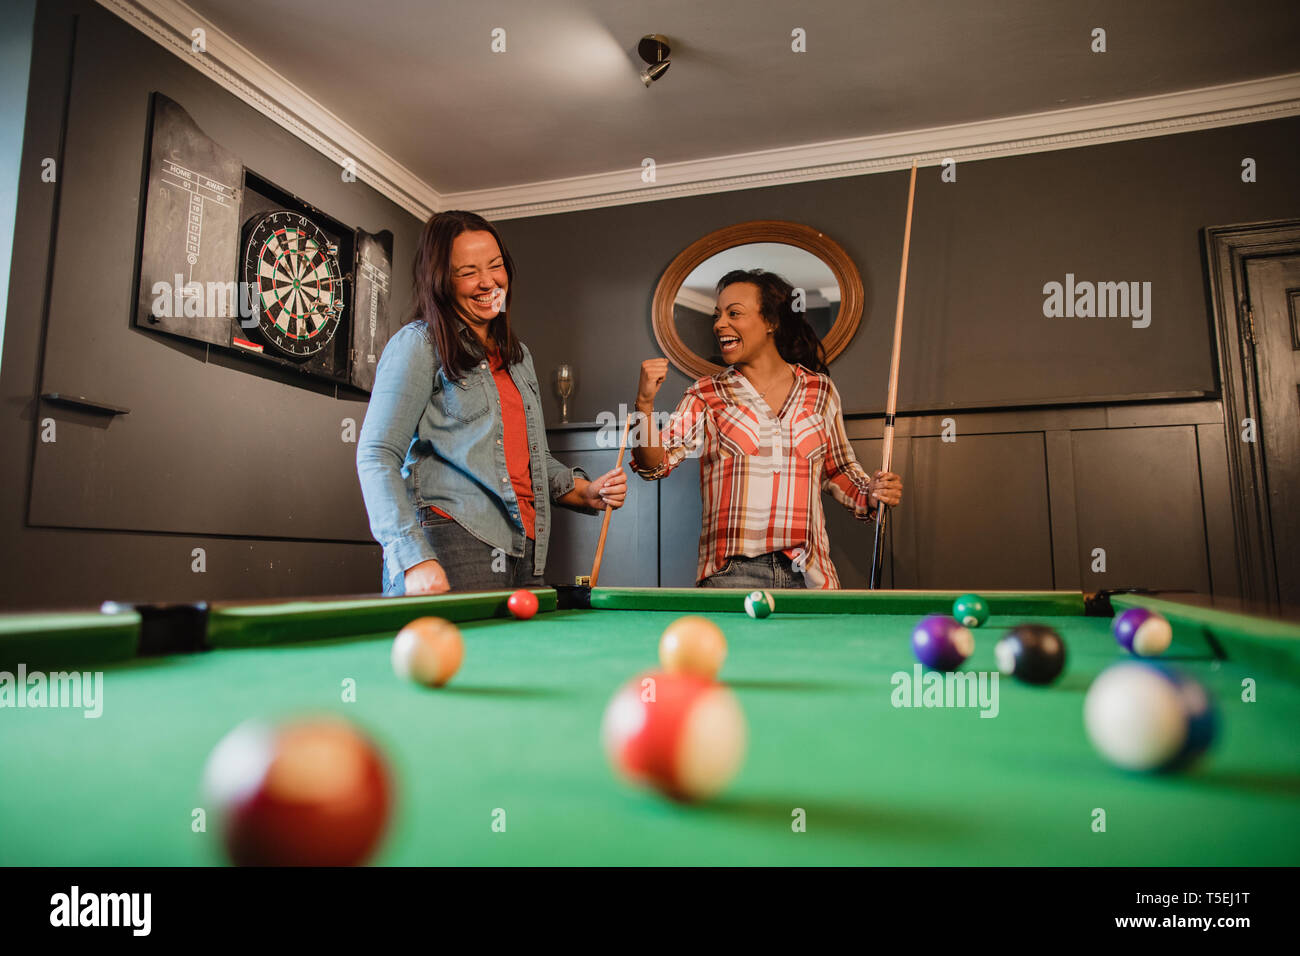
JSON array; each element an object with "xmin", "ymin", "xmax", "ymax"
[
  {"xmin": 952, "ymin": 594, "xmax": 990, "ymax": 628},
  {"xmin": 744, "ymin": 590, "xmax": 775, "ymax": 619}
]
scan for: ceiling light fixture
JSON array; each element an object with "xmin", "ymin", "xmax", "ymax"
[{"xmin": 638, "ymin": 34, "xmax": 671, "ymax": 87}]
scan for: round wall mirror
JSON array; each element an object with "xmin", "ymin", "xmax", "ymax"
[{"xmin": 652, "ymin": 221, "xmax": 864, "ymax": 380}]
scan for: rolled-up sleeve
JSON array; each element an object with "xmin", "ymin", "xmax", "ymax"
[
  {"xmin": 632, "ymin": 389, "xmax": 708, "ymax": 481},
  {"xmin": 819, "ymin": 381, "xmax": 876, "ymax": 520},
  {"xmin": 546, "ymin": 453, "xmax": 589, "ymax": 502},
  {"xmin": 356, "ymin": 324, "xmax": 439, "ymax": 583}
]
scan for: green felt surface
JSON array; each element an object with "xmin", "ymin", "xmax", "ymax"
[{"xmin": 2, "ymin": 600, "xmax": 1298, "ymax": 866}]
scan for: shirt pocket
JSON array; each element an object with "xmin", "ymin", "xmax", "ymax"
[
  {"xmin": 790, "ymin": 410, "xmax": 827, "ymax": 461},
  {"xmin": 434, "ymin": 368, "xmax": 489, "ymax": 423},
  {"xmin": 715, "ymin": 405, "xmax": 760, "ymax": 457}
]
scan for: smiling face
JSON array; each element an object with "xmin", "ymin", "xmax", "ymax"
[
  {"xmin": 713, "ymin": 282, "xmax": 774, "ymax": 364},
  {"xmin": 450, "ymin": 230, "xmax": 508, "ymax": 334}
]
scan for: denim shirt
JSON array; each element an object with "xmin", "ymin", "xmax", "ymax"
[{"xmin": 356, "ymin": 321, "xmax": 587, "ymax": 590}]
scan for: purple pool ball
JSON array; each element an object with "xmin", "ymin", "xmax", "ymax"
[
  {"xmin": 1113, "ymin": 608, "xmax": 1173, "ymax": 657},
  {"xmin": 912, "ymin": 615, "xmax": 975, "ymax": 671}
]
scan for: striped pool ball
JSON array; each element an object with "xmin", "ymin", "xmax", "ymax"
[
  {"xmin": 744, "ymin": 590, "xmax": 775, "ymax": 619},
  {"xmin": 602, "ymin": 671, "xmax": 747, "ymax": 801},
  {"xmin": 911, "ymin": 615, "xmax": 975, "ymax": 671},
  {"xmin": 952, "ymin": 593, "xmax": 990, "ymax": 628},
  {"xmin": 1084, "ymin": 662, "xmax": 1216, "ymax": 772},
  {"xmin": 202, "ymin": 717, "xmax": 392, "ymax": 866},
  {"xmin": 391, "ymin": 617, "xmax": 464, "ymax": 687},
  {"xmin": 1113, "ymin": 608, "xmax": 1173, "ymax": 657}
]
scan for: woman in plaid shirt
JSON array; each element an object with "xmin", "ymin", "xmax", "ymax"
[{"xmin": 631, "ymin": 269, "xmax": 903, "ymax": 589}]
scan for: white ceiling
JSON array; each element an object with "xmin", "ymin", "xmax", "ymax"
[
  {"xmin": 681, "ymin": 243, "xmax": 839, "ymax": 307},
  {"xmin": 179, "ymin": 0, "xmax": 1300, "ymax": 201}
]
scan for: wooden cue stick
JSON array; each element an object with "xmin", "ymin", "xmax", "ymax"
[
  {"xmin": 869, "ymin": 159, "xmax": 919, "ymax": 590},
  {"xmin": 589, "ymin": 413, "xmax": 633, "ymax": 588}
]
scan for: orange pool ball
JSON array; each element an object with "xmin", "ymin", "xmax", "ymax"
[
  {"xmin": 391, "ymin": 617, "xmax": 464, "ymax": 687},
  {"xmin": 658, "ymin": 615, "xmax": 727, "ymax": 680},
  {"xmin": 202, "ymin": 717, "xmax": 392, "ymax": 867}
]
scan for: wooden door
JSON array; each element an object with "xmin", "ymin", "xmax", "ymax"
[{"xmin": 1245, "ymin": 255, "xmax": 1300, "ymax": 605}]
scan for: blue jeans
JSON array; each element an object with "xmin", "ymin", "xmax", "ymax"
[
  {"xmin": 698, "ymin": 552, "xmax": 808, "ymax": 590},
  {"xmin": 383, "ymin": 509, "xmax": 542, "ymax": 595}
]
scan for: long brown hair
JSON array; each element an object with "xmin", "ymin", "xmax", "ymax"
[
  {"xmin": 410, "ymin": 210, "xmax": 522, "ymax": 380},
  {"xmin": 716, "ymin": 269, "xmax": 828, "ymax": 374}
]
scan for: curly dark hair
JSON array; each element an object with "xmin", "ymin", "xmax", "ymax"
[
  {"xmin": 714, "ymin": 269, "xmax": 828, "ymax": 374},
  {"xmin": 410, "ymin": 210, "xmax": 522, "ymax": 380}
]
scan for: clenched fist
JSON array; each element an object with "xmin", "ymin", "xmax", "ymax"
[{"xmin": 636, "ymin": 358, "xmax": 669, "ymax": 408}]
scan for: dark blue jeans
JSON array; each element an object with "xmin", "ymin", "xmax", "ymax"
[
  {"xmin": 698, "ymin": 552, "xmax": 808, "ymax": 590},
  {"xmin": 384, "ymin": 510, "xmax": 541, "ymax": 595}
]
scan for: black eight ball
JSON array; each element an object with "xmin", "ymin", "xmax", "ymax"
[{"xmin": 995, "ymin": 624, "xmax": 1066, "ymax": 685}]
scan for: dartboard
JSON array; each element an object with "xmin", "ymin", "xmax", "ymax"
[{"xmin": 242, "ymin": 211, "xmax": 344, "ymax": 357}]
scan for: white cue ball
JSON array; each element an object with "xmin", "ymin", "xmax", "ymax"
[{"xmin": 1084, "ymin": 662, "xmax": 1188, "ymax": 771}]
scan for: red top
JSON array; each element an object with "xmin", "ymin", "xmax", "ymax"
[{"xmin": 428, "ymin": 351, "xmax": 535, "ymax": 539}]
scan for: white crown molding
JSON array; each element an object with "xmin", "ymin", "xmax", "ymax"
[
  {"xmin": 96, "ymin": 0, "xmax": 442, "ymax": 219},
  {"xmin": 459, "ymin": 72, "xmax": 1300, "ymax": 220},
  {"xmin": 674, "ymin": 287, "xmax": 716, "ymax": 314},
  {"xmin": 97, "ymin": 0, "xmax": 1300, "ymax": 224}
]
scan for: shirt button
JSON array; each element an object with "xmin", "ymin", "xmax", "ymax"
[{"xmin": 480, "ymin": 362, "xmax": 488, "ymax": 369}]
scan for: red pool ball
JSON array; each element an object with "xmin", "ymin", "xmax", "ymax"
[
  {"xmin": 601, "ymin": 671, "xmax": 747, "ymax": 802},
  {"xmin": 202, "ymin": 717, "xmax": 391, "ymax": 866},
  {"xmin": 507, "ymin": 589, "xmax": 539, "ymax": 620}
]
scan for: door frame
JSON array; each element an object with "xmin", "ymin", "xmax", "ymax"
[{"xmin": 1202, "ymin": 218, "xmax": 1300, "ymax": 604}]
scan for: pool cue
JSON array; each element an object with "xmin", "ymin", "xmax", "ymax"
[
  {"xmin": 589, "ymin": 412, "xmax": 633, "ymax": 588},
  {"xmin": 869, "ymin": 158, "xmax": 918, "ymax": 590}
]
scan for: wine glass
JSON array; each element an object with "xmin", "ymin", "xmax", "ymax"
[{"xmin": 556, "ymin": 364, "xmax": 574, "ymax": 423}]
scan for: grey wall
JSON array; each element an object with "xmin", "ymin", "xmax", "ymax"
[
  {"xmin": 500, "ymin": 116, "xmax": 1300, "ymax": 423},
  {"xmin": 0, "ymin": 0, "xmax": 422, "ymax": 609}
]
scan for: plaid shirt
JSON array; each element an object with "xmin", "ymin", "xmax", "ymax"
[{"xmin": 632, "ymin": 365, "xmax": 877, "ymax": 589}]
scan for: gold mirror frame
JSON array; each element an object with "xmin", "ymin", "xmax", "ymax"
[{"xmin": 651, "ymin": 220, "xmax": 865, "ymax": 380}]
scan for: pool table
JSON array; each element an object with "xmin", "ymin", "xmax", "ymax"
[{"xmin": 1, "ymin": 587, "xmax": 1298, "ymax": 866}]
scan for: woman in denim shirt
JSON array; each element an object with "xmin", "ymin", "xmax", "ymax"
[{"xmin": 357, "ymin": 211, "xmax": 626, "ymax": 595}]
